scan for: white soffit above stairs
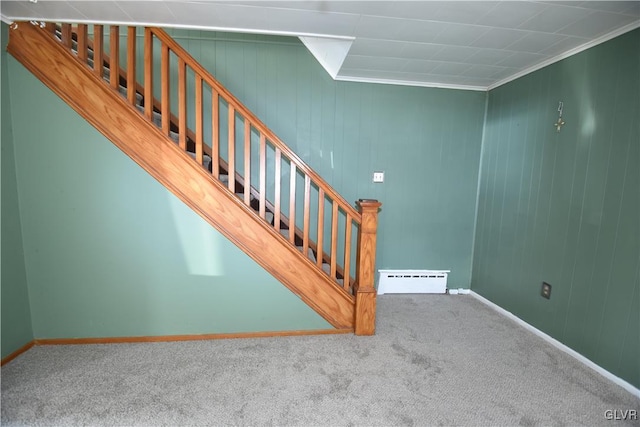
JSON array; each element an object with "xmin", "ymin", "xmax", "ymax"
[
  {"xmin": 299, "ymin": 36, "xmax": 353, "ymax": 79},
  {"xmin": 1, "ymin": 1, "xmax": 639, "ymax": 91}
]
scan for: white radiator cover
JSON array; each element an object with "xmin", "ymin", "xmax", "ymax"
[{"xmin": 377, "ymin": 270, "xmax": 450, "ymax": 295}]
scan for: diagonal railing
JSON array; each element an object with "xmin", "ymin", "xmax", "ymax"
[{"xmin": 27, "ymin": 21, "xmax": 382, "ymax": 334}]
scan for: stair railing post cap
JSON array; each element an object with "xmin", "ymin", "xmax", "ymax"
[{"xmin": 356, "ymin": 199, "xmax": 382, "ymax": 209}]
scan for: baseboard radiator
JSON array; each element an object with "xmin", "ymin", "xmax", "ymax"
[{"xmin": 377, "ymin": 270, "xmax": 450, "ymax": 295}]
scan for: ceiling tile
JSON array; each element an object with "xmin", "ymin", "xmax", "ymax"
[
  {"xmin": 167, "ymin": 2, "xmax": 360, "ymax": 36},
  {"xmin": 0, "ymin": 1, "xmax": 38, "ymax": 20},
  {"xmin": 65, "ymin": 1, "xmax": 131, "ymax": 22},
  {"xmin": 399, "ymin": 43, "xmax": 444, "ymax": 60},
  {"xmin": 537, "ymin": 36, "xmax": 588, "ymax": 56},
  {"xmin": 471, "ymin": 28, "xmax": 528, "ymax": 49},
  {"xmin": 401, "ymin": 59, "xmax": 440, "ymax": 74},
  {"xmin": 578, "ymin": 1, "xmax": 640, "ymax": 16},
  {"xmin": 432, "ymin": 2, "xmax": 500, "ymax": 25},
  {"xmin": 357, "ymin": 16, "xmax": 448, "ymax": 43},
  {"xmin": 116, "ymin": 1, "xmax": 175, "ymax": 24},
  {"xmin": 505, "ymin": 33, "xmax": 568, "ymax": 53},
  {"xmin": 490, "ymin": 67, "xmax": 521, "ymax": 80},
  {"xmin": 306, "ymin": 1, "xmax": 399, "ymax": 16},
  {"xmin": 558, "ymin": 11, "xmax": 638, "ymax": 38},
  {"xmin": 461, "ymin": 64, "xmax": 506, "ymax": 78},
  {"xmin": 475, "ymin": 1, "xmax": 549, "ymax": 28},
  {"xmin": 466, "ymin": 49, "xmax": 515, "ymax": 65},
  {"xmin": 12, "ymin": 1, "xmax": 89, "ymax": 21},
  {"xmin": 355, "ymin": 15, "xmax": 405, "ymax": 39},
  {"xmin": 341, "ymin": 55, "xmax": 407, "ymax": 72},
  {"xmin": 496, "ymin": 51, "xmax": 548, "ymax": 68},
  {"xmin": 368, "ymin": 2, "xmax": 443, "ymax": 20},
  {"xmin": 624, "ymin": 2, "xmax": 640, "ymax": 17},
  {"xmin": 518, "ymin": 5, "xmax": 592, "ymax": 33},
  {"xmin": 433, "ymin": 23, "xmax": 490, "ymax": 46},
  {"xmin": 430, "ymin": 62, "xmax": 474, "ymax": 76},
  {"xmin": 394, "ymin": 19, "xmax": 449, "ymax": 43},
  {"xmin": 429, "ymin": 45, "xmax": 478, "ymax": 62},
  {"xmin": 348, "ymin": 38, "xmax": 411, "ymax": 58},
  {"xmin": 338, "ymin": 69, "xmax": 430, "ymax": 83},
  {"xmin": 536, "ymin": 1, "xmax": 587, "ymax": 7}
]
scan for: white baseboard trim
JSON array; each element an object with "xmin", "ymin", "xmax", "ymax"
[{"xmin": 470, "ymin": 291, "xmax": 640, "ymax": 398}]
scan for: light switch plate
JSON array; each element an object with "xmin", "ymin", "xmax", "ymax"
[{"xmin": 373, "ymin": 171, "xmax": 384, "ymax": 183}]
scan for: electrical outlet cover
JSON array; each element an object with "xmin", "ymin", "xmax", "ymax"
[{"xmin": 541, "ymin": 282, "xmax": 552, "ymax": 299}]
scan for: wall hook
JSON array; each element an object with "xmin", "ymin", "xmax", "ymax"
[{"xmin": 554, "ymin": 101, "xmax": 566, "ymax": 133}]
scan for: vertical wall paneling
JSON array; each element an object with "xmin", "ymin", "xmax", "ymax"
[
  {"xmin": 472, "ymin": 29, "xmax": 640, "ymax": 388},
  {"xmin": 1, "ymin": 23, "xmax": 34, "ymax": 358}
]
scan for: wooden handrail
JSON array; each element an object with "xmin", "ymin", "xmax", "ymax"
[{"xmin": 149, "ymin": 28, "xmax": 361, "ymax": 222}]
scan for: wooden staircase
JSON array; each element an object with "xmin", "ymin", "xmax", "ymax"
[{"xmin": 7, "ymin": 21, "xmax": 382, "ymax": 334}]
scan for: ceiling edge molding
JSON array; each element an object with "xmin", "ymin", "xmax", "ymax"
[
  {"xmin": 0, "ymin": 15, "xmax": 355, "ymax": 41},
  {"xmin": 335, "ymin": 75, "xmax": 487, "ymax": 92},
  {"xmin": 299, "ymin": 36, "xmax": 353, "ymax": 79},
  {"xmin": 488, "ymin": 20, "xmax": 640, "ymax": 91}
]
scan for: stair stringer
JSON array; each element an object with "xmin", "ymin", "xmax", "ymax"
[{"xmin": 7, "ymin": 22, "xmax": 355, "ymax": 330}]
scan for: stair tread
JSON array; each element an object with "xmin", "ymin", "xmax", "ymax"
[
  {"xmin": 117, "ymin": 84, "xmax": 143, "ymax": 105},
  {"xmin": 296, "ymin": 245, "xmax": 316, "ymax": 263},
  {"xmin": 135, "ymin": 105, "xmax": 162, "ymax": 127},
  {"xmin": 234, "ymin": 192, "xmax": 256, "ymax": 201},
  {"xmin": 265, "ymin": 211, "xmax": 274, "ymax": 224},
  {"xmin": 186, "ymin": 151, "xmax": 213, "ymax": 170}
]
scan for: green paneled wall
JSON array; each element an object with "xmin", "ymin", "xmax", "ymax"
[
  {"xmin": 6, "ymin": 53, "xmax": 330, "ymax": 339},
  {"xmin": 165, "ymin": 30, "xmax": 487, "ymax": 288},
  {"xmin": 472, "ymin": 29, "xmax": 640, "ymax": 387},
  {"xmin": 1, "ymin": 23, "xmax": 34, "ymax": 357}
]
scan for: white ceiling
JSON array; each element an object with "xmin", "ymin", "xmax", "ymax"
[{"xmin": 2, "ymin": 1, "xmax": 639, "ymax": 91}]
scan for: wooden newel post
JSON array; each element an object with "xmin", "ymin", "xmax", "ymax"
[{"xmin": 354, "ymin": 199, "xmax": 382, "ymax": 335}]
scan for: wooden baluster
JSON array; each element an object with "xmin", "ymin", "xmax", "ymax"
[
  {"xmin": 316, "ymin": 188, "xmax": 325, "ymax": 268},
  {"xmin": 211, "ymin": 91, "xmax": 219, "ymax": 179},
  {"xmin": 61, "ymin": 23, "xmax": 72, "ymax": 49},
  {"xmin": 330, "ymin": 201, "xmax": 338, "ymax": 279},
  {"xmin": 195, "ymin": 74, "xmax": 203, "ymax": 165},
  {"xmin": 94, "ymin": 25, "xmax": 104, "ymax": 79},
  {"xmin": 303, "ymin": 176, "xmax": 311, "ymax": 256},
  {"xmin": 143, "ymin": 28, "xmax": 152, "ymax": 119},
  {"xmin": 160, "ymin": 43, "xmax": 170, "ymax": 134},
  {"xmin": 343, "ymin": 214, "xmax": 352, "ymax": 290},
  {"xmin": 354, "ymin": 199, "xmax": 382, "ymax": 336},
  {"xmin": 178, "ymin": 58, "xmax": 186, "ymax": 150},
  {"xmin": 259, "ymin": 134, "xmax": 266, "ymax": 216},
  {"xmin": 77, "ymin": 24, "xmax": 88, "ymax": 63},
  {"xmin": 45, "ymin": 22, "xmax": 56, "ymax": 36},
  {"xmin": 274, "ymin": 149, "xmax": 281, "ymax": 230},
  {"xmin": 228, "ymin": 105, "xmax": 236, "ymax": 193},
  {"xmin": 289, "ymin": 163, "xmax": 296, "ymax": 244},
  {"xmin": 126, "ymin": 27, "xmax": 136, "ymax": 106},
  {"xmin": 109, "ymin": 26, "xmax": 119, "ymax": 90},
  {"xmin": 244, "ymin": 120, "xmax": 251, "ymax": 205}
]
